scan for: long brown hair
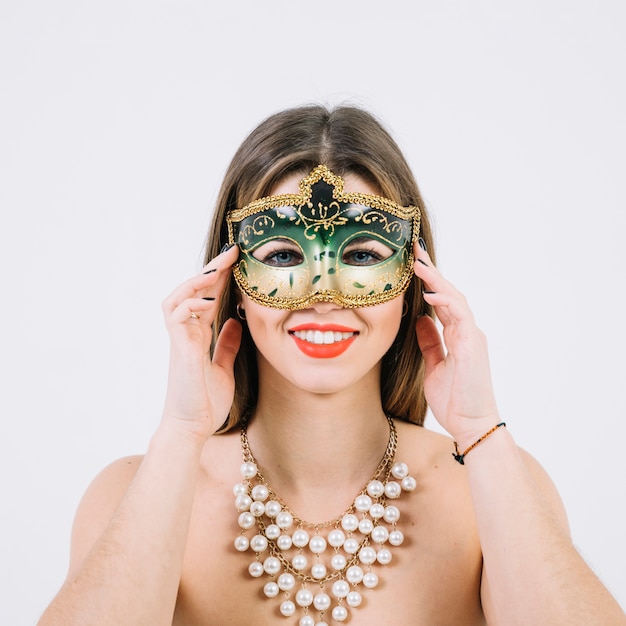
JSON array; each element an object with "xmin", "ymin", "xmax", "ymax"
[{"xmin": 204, "ymin": 105, "xmax": 435, "ymax": 432}]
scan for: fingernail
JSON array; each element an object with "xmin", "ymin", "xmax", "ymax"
[
  {"xmin": 423, "ymin": 290, "xmax": 436, "ymax": 295},
  {"xmin": 202, "ymin": 297, "xmax": 216, "ymax": 301},
  {"xmin": 203, "ymin": 268, "xmax": 217, "ymax": 275},
  {"xmin": 417, "ymin": 259, "xmax": 428, "ymax": 266},
  {"xmin": 419, "ymin": 237, "xmax": 428, "ymax": 252},
  {"xmin": 221, "ymin": 242, "xmax": 235, "ymax": 253}
]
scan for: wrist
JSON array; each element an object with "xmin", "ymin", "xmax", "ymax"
[
  {"xmin": 151, "ymin": 417, "xmax": 211, "ymax": 457},
  {"xmin": 451, "ymin": 417, "xmax": 507, "ymax": 464}
]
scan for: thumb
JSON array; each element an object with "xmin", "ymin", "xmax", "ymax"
[
  {"xmin": 415, "ymin": 315, "xmax": 445, "ymax": 373},
  {"xmin": 212, "ymin": 318, "xmax": 243, "ymax": 371}
]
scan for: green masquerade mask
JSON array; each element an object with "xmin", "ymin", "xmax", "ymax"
[{"xmin": 227, "ymin": 165, "xmax": 420, "ymax": 310}]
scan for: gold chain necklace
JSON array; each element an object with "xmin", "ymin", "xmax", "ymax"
[{"xmin": 233, "ymin": 416, "xmax": 417, "ymax": 624}]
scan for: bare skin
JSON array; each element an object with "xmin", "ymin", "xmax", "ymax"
[{"xmin": 39, "ymin": 174, "xmax": 626, "ymax": 625}]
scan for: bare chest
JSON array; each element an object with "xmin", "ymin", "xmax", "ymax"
[{"xmin": 172, "ymin": 464, "xmax": 485, "ymax": 625}]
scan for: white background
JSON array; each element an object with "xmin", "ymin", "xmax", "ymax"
[{"xmin": 1, "ymin": 1, "xmax": 625, "ymax": 623}]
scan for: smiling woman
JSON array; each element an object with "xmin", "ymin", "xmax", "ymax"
[{"xmin": 38, "ymin": 105, "xmax": 626, "ymax": 626}]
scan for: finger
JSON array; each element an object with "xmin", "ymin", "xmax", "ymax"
[
  {"xmin": 169, "ymin": 296, "xmax": 218, "ymax": 325},
  {"xmin": 415, "ymin": 315, "xmax": 446, "ymax": 372},
  {"xmin": 162, "ymin": 244, "xmax": 239, "ymax": 314},
  {"xmin": 212, "ymin": 318, "xmax": 243, "ymax": 371}
]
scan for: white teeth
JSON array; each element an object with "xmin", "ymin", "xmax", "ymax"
[{"xmin": 292, "ymin": 330, "xmax": 356, "ymax": 345}]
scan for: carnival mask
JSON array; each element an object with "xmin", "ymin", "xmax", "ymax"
[{"xmin": 226, "ymin": 165, "xmax": 420, "ymax": 309}]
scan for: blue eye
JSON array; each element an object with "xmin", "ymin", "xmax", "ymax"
[
  {"xmin": 342, "ymin": 237, "xmax": 394, "ymax": 266},
  {"xmin": 251, "ymin": 239, "xmax": 304, "ymax": 267},
  {"xmin": 262, "ymin": 249, "xmax": 304, "ymax": 267},
  {"xmin": 343, "ymin": 249, "xmax": 385, "ymax": 266}
]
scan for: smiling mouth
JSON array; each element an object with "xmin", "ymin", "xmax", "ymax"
[{"xmin": 290, "ymin": 329, "xmax": 357, "ymax": 345}]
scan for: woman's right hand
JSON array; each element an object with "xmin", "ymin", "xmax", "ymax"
[{"xmin": 160, "ymin": 244, "xmax": 242, "ymax": 442}]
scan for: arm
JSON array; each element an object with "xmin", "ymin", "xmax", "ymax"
[
  {"xmin": 413, "ymin": 242, "xmax": 625, "ymax": 625},
  {"xmin": 38, "ymin": 245, "xmax": 241, "ymax": 626}
]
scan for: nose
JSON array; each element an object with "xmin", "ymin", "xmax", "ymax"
[
  {"xmin": 310, "ymin": 248, "xmax": 340, "ymax": 292},
  {"xmin": 308, "ymin": 300, "xmax": 343, "ymax": 314}
]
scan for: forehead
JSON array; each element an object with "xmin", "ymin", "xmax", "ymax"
[{"xmin": 270, "ymin": 171, "xmax": 381, "ymax": 197}]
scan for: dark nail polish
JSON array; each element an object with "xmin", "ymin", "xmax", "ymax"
[
  {"xmin": 221, "ymin": 242, "xmax": 235, "ymax": 254},
  {"xmin": 203, "ymin": 268, "xmax": 217, "ymax": 275},
  {"xmin": 419, "ymin": 237, "xmax": 428, "ymax": 252},
  {"xmin": 417, "ymin": 259, "xmax": 428, "ymax": 266},
  {"xmin": 202, "ymin": 297, "xmax": 216, "ymax": 301},
  {"xmin": 423, "ymin": 290, "xmax": 436, "ymax": 295}
]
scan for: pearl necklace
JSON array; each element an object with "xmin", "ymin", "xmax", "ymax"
[{"xmin": 233, "ymin": 416, "xmax": 416, "ymax": 625}]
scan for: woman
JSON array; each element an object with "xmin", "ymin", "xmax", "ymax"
[{"xmin": 39, "ymin": 106, "xmax": 625, "ymax": 625}]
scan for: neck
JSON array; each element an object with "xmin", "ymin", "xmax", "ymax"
[{"xmin": 244, "ymin": 362, "xmax": 390, "ymax": 522}]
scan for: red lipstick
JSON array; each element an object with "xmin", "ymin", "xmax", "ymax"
[{"xmin": 288, "ymin": 324, "xmax": 358, "ymax": 359}]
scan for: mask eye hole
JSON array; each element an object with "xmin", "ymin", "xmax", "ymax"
[
  {"xmin": 252, "ymin": 238, "xmax": 304, "ymax": 267},
  {"xmin": 342, "ymin": 237, "xmax": 394, "ymax": 266}
]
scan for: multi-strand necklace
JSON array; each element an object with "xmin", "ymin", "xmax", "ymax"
[{"xmin": 233, "ymin": 416, "xmax": 416, "ymax": 625}]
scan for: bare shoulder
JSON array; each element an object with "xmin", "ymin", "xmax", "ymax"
[{"xmin": 68, "ymin": 455, "xmax": 144, "ymax": 577}]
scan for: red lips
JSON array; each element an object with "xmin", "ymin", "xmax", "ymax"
[{"xmin": 288, "ymin": 324, "xmax": 358, "ymax": 359}]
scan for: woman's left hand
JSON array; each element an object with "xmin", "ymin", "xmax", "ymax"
[{"xmin": 412, "ymin": 240, "xmax": 501, "ymax": 448}]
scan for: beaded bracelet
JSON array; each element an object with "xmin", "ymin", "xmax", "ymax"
[{"xmin": 452, "ymin": 422, "xmax": 506, "ymax": 465}]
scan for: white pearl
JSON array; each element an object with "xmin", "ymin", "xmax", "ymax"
[
  {"xmin": 299, "ymin": 617, "xmax": 315, "ymax": 626},
  {"xmin": 233, "ymin": 482, "xmax": 246, "ymax": 496},
  {"xmin": 248, "ymin": 561, "xmax": 264, "ymax": 578},
  {"xmin": 331, "ymin": 605, "xmax": 348, "ymax": 621},
  {"xmin": 277, "ymin": 534, "xmax": 293, "ymax": 550},
  {"xmin": 295, "ymin": 588, "xmax": 314, "ymax": 607},
  {"xmin": 384, "ymin": 481, "xmax": 401, "ymax": 499},
  {"xmin": 343, "ymin": 538, "xmax": 359, "ymax": 554},
  {"xmin": 391, "ymin": 461, "xmax": 409, "ymax": 479},
  {"xmin": 249, "ymin": 501, "xmax": 265, "ymax": 517},
  {"xmin": 235, "ymin": 494, "xmax": 252, "ymax": 511},
  {"xmin": 341, "ymin": 513, "xmax": 359, "ymax": 532},
  {"xmin": 389, "ymin": 530, "xmax": 404, "ymax": 546},
  {"xmin": 265, "ymin": 524, "xmax": 280, "ymax": 540},
  {"xmin": 371, "ymin": 525, "xmax": 389, "ymax": 544},
  {"xmin": 264, "ymin": 500, "xmax": 282, "ymax": 517},
  {"xmin": 313, "ymin": 592, "xmax": 331, "ymax": 611},
  {"xmin": 346, "ymin": 590, "xmax": 362, "ymax": 607},
  {"xmin": 346, "ymin": 565, "xmax": 364, "ymax": 584},
  {"xmin": 249, "ymin": 535, "xmax": 268, "ymax": 552},
  {"xmin": 384, "ymin": 505, "xmax": 400, "ymax": 523},
  {"xmin": 264, "ymin": 581, "xmax": 279, "ymax": 598},
  {"xmin": 331, "ymin": 554, "xmax": 347, "ymax": 570},
  {"xmin": 363, "ymin": 572, "xmax": 379, "ymax": 588},
  {"xmin": 358, "ymin": 546, "xmax": 377, "ymax": 565},
  {"xmin": 366, "ymin": 479, "xmax": 385, "ymax": 497},
  {"xmin": 276, "ymin": 511, "xmax": 294, "ymax": 529},
  {"xmin": 331, "ymin": 579, "xmax": 350, "ymax": 598},
  {"xmin": 358, "ymin": 518, "xmax": 374, "ymax": 535},
  {"xmin": 240, "ymin": 461, "xmax": 258, "ymax": 479},
  {"xmin": 251, "ymin": 484, "xmax": 269, "ymax": 501},
  {"xmin": 327, "ymin": 529, "xmax": 346, "ymax": 547},
  {"xmin": 369, "ymin": 503, "xmax": 385, "ymax": 519},
  {"xmin": 309, "ymin": 536, "xmax": 327, "ymax": 554},
  {"xmin": 278, "ymin": 573, "xmax": 296, "ymax": 591},
  {"xmin": 292, "ymin": 554, "xmax": 308, "ymax": 570},
  {"xmin": 311, "ymin": 563, "xmax": 327, "ymax": 579},
  {"xmin": 315, "ymin": 623, "xmax": 329, "ymax": 626},
  {"xmin": 377, "ymin": 548, "xmax": 392, "ymax": 565},
  {"xmin": 280, "ymin": 600, "xmax": 296, "ymax": 617},
  {"xmin": 401, "ymin": 475, "xmax": 417, "ymax": 491},
  {"xmin": 238, "ymin": 512, "xmax": 255, "ymax": 530},
  {"xmin": 354, "ymin": 494, "xmax": 372, "ymax": 512},
  {"xmin": 263, "ymin": 556, "xmax": 281, "ymax": 575},
  {"xmin": 292, "ymin": 529, "xmax": 310, "ymax": 548},
  {"xmin": 233, "ymin": 535, "xmax": 249, "ymax": 552}
]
